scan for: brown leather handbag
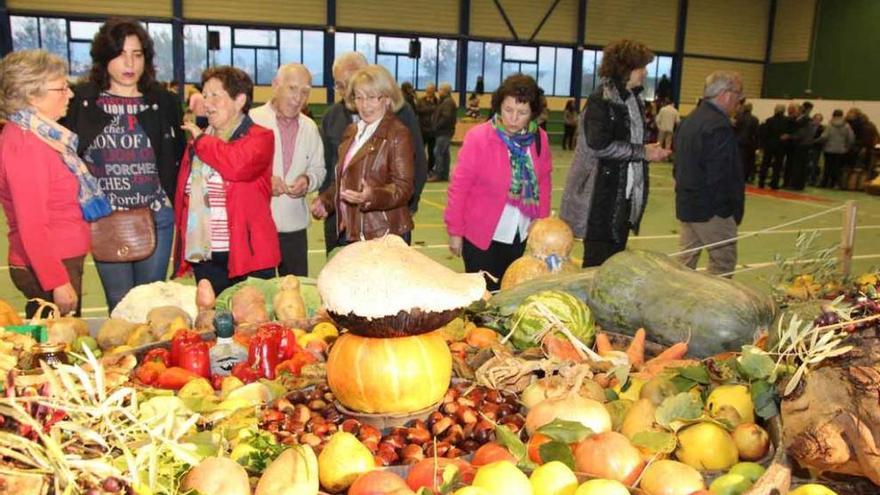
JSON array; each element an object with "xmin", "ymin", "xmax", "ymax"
[{"xmin": 90, "ymin": 207, "xmax": 156, "ymax": 262}]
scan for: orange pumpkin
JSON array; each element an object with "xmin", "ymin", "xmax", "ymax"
[
  {"xmin": 0, "ymin": 299, "xmax": 23, "ymax": 326},
  {"xmin": 327, "ymin": 330, "xmax": 452, "ymax": 414}
]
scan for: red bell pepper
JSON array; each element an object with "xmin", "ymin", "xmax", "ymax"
[
  {"xmin": 248, "ymin": 332, "xmax": 281, "ymax": 380},
  {"xmin": 178, "ymin": 341, "xmax": 211, "ymax": 378},
  {"xmin": 259, "ymin": 323, "xmax": 300, "ymax": 360},
  {"xmin": 155, "ymin": 367, "xmax": 201, "ymax": 390},
  {"xmin": 170, "ymin": 329, "xmax": 201, "ymax": 367},
  {"xmin": 231, "ymin": 361, "xmax": 263, "ymax": 384},
  {"xmin": 143, "ymin": 348, "xmax": 171, "ymax": 367}
]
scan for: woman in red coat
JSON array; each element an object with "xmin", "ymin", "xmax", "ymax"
[{"xmin": 175, "ymin": 66, "xmax": 279, "ymax": 294}]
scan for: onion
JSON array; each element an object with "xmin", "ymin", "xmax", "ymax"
[
  {"xmin": 573, "ymin": 431, "xmax": 645, "ymax": 485},
  {"xmin": 521, "ymin": 376, "xmax": 606, "ymax": 410},
  {"xmin": 525, "ymin": 394, "xmax": 611, "ymax": 435}
]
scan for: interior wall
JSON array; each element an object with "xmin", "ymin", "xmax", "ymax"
[
  {"xmin": 584, "ymin": 0, "xmax": 678, "ymax": 52},
  {"xmin": 764, "ymin": 0, "xmax": 880, "ymax": 100},
  {"xmin": 679, "ymin": 57, "xmax": 764, "ymax": 114},
  {"xmin": 470, "ymin": 0, "xmax": 576, "ymax": 44},
  {"xmin": 337, "ymin": 0, "xmax": 458, "ymax": 35},
  {"xmin": 684, "ymin": 0, "xmax": 769, "ymax": 61},
  {"xmin": 183, "ymin": 0, "xmax": 325, "ymax": 25},
  {"xmin": 8, "ymin": 0, "xmax": 171, "ymax": 17}
]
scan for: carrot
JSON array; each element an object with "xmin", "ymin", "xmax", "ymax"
[
  {"xmin": 595, "ymin": 332, "xmax": 613, "ymax": 355},
  {"xmin": 626, "ymin": 328, "xmax": 646, "ymax": 368},
  {"xmin": 650, "ymin": 341, "xmax": 689, "ymax": 362}
]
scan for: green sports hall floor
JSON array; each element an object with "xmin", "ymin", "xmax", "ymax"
[{"xmin": 3, "ymin": 144, "xmax": 880, "ymax": 317}]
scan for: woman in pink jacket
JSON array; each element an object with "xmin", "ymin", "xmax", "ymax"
[{"xmin": 445, "ymin": 74, "xmax": 552, "ymax": 291}]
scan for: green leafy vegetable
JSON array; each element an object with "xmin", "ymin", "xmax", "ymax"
[
  {"xmin": 655, "ymin": 392, "xmax": 704, "ymax": 429},
  {"xmin": 750, "ymin": 380, "xmax": 779, "ymax": 420},
  {"xmin": 631, "ymin": 431, "xmax": 677, "ymax": 454},
  {"xmin": 538, "ymin": 441, "xmax": 576, "ymax": 469},
  {"xmin": 738, "ymin": 346, "xmax": 776, "ymax": 381},
  {"xmin": 537, "ymin": 419, "xmax": 594, "ymax": 444}
]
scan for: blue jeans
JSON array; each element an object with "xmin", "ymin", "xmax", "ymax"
[
  {"xmin": 95, "ymin": 205, "xmax": 174, "ymax": 313},
  {"xmin": 433, "ymin": 135, "xmax": 452, "ymax": 180}
]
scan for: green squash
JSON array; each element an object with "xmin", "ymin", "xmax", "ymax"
[{"xmin": 588, "ymin": 250, "xmax": 776, "ymax": 357}]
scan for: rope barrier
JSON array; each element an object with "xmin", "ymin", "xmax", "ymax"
[{"xmin": 667, "ymin": 203, "xmax": 848, "ymax": 258}]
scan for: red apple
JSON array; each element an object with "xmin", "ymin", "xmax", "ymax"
[
  {"xmin": 471, "ymin": 442, "xmax": 516, "ymax": 467},
  {"xmin": 405, "ymin": 457, "xmax": 475, "ymax": 493},
  {"xmin": 348, "ymin": 469, "xmax": 414, "ymax": 495},
  {"xmin": 574, "ymin": 431, "xmax": 645, "ymax": 485}
]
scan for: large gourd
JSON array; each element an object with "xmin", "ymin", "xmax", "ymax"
[
  {"xmin": 501, "ymin": 217, "xmax": 579, "ymax": 289},
  {"xmin": 326, "ymin": 331, "xmax": 452, "ymax": 413},
  {"xmin": 588, "ymin": 250, "xmax": 776, "ymax": 357}
]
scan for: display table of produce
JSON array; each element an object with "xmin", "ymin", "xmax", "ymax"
[{"xmin": 0, "ymin": 227, "xmax": 877, "ymax": 495}]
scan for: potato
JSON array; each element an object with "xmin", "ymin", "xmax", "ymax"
[
  {"xmin": 46, "ymin": 317, "xmax": 89, "ymax": 345},
  {"xmin": 231, "ymin": 286, "xmax": 268, "ymax": 325},
  {"xmin": 273, "ymin": 276, "xmax": 307, "ymax": 321},
  {"xmin": 147, "ymin": 306, "xmax": 192, "ymax": 338},
  {"xmin": 96, "ymin": 319, "xmax": 139, "ymax": 350},
  {"xmin": 194, "ymin": 309, "xmax": 217, "ymax": 332},
  {"xmin": 125, "ymin": 324, "xmax": 156, "ymax": 347}
]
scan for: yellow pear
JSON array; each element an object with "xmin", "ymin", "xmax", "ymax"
[
  {"xmin": 472, "ymin": 461, "xmax": 532, "ymax": 495},
  {"xmin": 529, "ymin": 461, "xmax": 577, "ymax": 495},
  {"xmin": 707, "ymin": 385, "xmax": 755, "ymax": 424},
  {"xmin": 574, "ymin": 479, "xmax": 630, "ymax": 495},
  {"xmin": 787, "ymin": 484, "xmax": 839, "ymax": 495},
  {"xmin": 621, "ymin": 398, "xmax": 658, "ymax": 440},
  {"xmin": 317, "ymin": 432, "xmax": 375, "ymax": 492},
  {"xmin": 675, "ymin": 422, "xmax": 739, "ymax": 471}
]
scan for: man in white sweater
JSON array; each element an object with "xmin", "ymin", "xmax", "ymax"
[
  {"xmin": 656, "ymin": 100, "xmax": 680, "ymax": 153},
  {"xmin": 250, "ymin": 64, "xmax": 325, "ymax": 276}
]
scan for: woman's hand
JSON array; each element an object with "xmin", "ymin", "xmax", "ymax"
[
  {"xmin": 52, "ymin": 283, "xmax": 78, "ymax": 316},
  {"xmin": 340, "ymin": 181, "xmax": 373, "ymax": 206},
  {"xmin": 448, "ymin": 235, "xmax": 463, "ymax": 257},
  {"xmin": 182, "ymin": 121, "xmax": 204, "ymax": 140},
  {"xmin": 310, "ymin": 197, "xmax": 328, "ymax": 219}
]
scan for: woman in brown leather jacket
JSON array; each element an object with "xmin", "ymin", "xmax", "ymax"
[{"xmin": 311, "ymin": 65, "xmax": 414, "ymax": 247}]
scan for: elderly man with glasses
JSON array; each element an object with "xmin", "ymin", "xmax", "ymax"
[
  {"xmin": 319, "ymin": 52, "xmax": 426, "ymax": 253},
  {"xmin": 673, "ymin": 70, "xmax": 745, "ymax": 276}
]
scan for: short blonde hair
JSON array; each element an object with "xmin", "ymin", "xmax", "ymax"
[
  {"xmin": 0, "ymin": 50, "xmax": 68, "ymax": 120},
  {"xmin": 345, "ymin": 65, "xmax": 404, "ymax": 113}
]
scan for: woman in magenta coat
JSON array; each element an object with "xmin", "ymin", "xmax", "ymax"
[{"xmin": 444, "ymin": 74, "xmax": 552, "ymax": 291}]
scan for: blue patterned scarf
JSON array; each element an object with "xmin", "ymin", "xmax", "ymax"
[
  {"xmin": 492, "ymin": 115, "xmax": 540, "ymax": 218},
  {"xmin": 8, "ymin": 109, "xmax": 111, "ymax": 221}
]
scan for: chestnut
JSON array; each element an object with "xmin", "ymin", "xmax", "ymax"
[
  {"xmin": 432, "ymin": 416, "xmax": 454, "ymax": 436},
  {"xmin": 401, "ymin": 444, "xmax": 425, "ymax": 464},
  {"xmin": 340, "ymin": 418, "xmax": 361, "ymax": 435},
  {"xmin": 406, "ymin": 427, "xmax": 431, "ymax": 445}
]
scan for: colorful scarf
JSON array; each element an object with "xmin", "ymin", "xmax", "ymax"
[
  {"xmin": 185, "ymin": 118, "xmax": 242, "ymax": 262},
  {"xmin": 8, "ymin": 109, "xmax": 112, "ymax": 221},
  {"xmin": 492, "ymin": 115, "xmax": 540, "ymax": 218}
]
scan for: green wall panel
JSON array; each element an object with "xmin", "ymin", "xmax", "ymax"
[{"xmin": 764, "ymin": 0, "xmax": 880, "ymax": 100}]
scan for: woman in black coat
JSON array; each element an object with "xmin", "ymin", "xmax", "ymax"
[
  {"xmin": 62, "ymin": 18, "xmax": 184, "ymax": 312},
  {"xmin": 560, "ymin": 40, "xmax": 670, "ymax": 267}
]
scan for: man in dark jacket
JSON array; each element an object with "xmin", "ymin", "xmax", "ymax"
[
  {"xmin": 320, "ymin": 52, "xmax": 427, "ymax": 253},
  {"xmin": 782, "ymin": 102, "xmax": 812, "ymax": 190},
  {"xmin": 758, "ymin": 104, "xmax": 787, "ymax": 189},
  {"xmin": 673, "ymin": 71, "xmax": 744, "ymax": 276},
  {"xmin": 428, "ymin": 82, "xmax": 457, "ymax": 182},
  {"xmin": 734, "ymin": 101, "xmax": 759, "ymax": 184},
  {"xmin": 416, "ymin": 84, "xmax": 438, "ymax": 173}
]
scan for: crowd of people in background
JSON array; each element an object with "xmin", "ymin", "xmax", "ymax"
[{"xmin": 4, "ymin": 16, "xmax": 880, "ymax": 316}]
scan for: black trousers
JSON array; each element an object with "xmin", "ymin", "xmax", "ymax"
[
  {"xmin": 462, "ymin": 234, "xmax": 525, "ymax": 292},
  {"xmin": 278, "ymin": 229, "xmax": 308, "ymax": 277},
  {"xmin": 821, "ymin": 153, "xmax": 846, "ymax": 189},
  {"xmin": 759, "ymin": 148, "xmax": 785, "ymax": 189},
  {"xmin": 424, "ymin": 135, "xmax": 436, "ymax": 172},
  {"xmin": 583, "ymin": 237, "xmax": 628, "ymax": 268},
  {"xmin": 739, "ymin": 145, "xmax": 756, "ymax": 183},
  {"xmin": 191, "ymin": 252, "xmax": 275, "ymax": 295},
  {"xmin": 562, "ymin": 125, "xmax": 576, "ymax": 150}
]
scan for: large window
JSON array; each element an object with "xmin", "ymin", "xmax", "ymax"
[
  {"xmin": 334, "ymin": 32, "xmax": 458, "ymax": 90},
  {"xmin": 10, "ymin": 16, "xmax": 173, "ymax": 81},
  {"xmin": 467, "ymin": 41, "xmax": 572, "ymax": 96},
  {"xmin": 184, "ymin": 25, "xmax": 324, "ymax": 85},
  {"xmin": 581, "ymin": 49, "xmax": 673, "ymax": 100}
]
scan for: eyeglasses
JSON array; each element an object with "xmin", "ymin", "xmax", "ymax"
[
  {"xmin": 354, "ymin": 95, "xmax": 382, "ymax": 104},
  {"xmin": 46, "ymin": 84, "xmax": 70, "ymax": 92}
]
